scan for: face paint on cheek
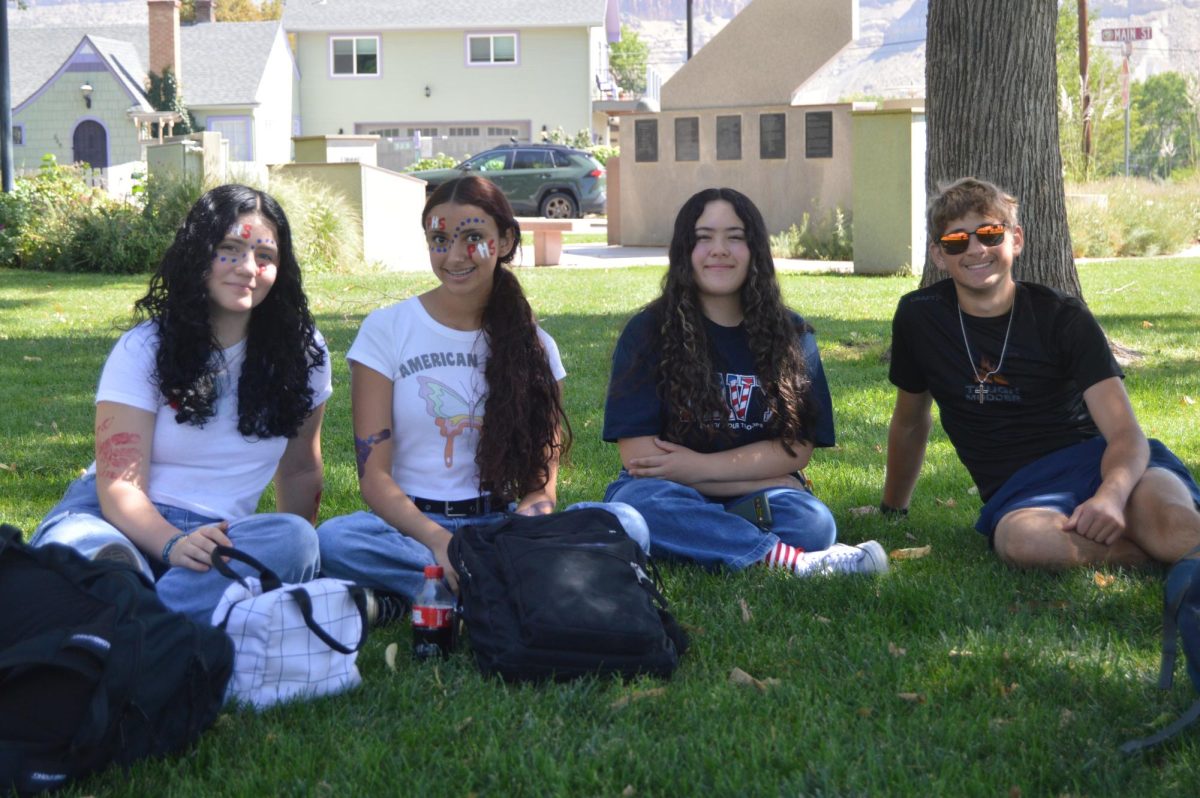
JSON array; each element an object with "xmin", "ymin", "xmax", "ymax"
[{"xmin": 474, "ymin": 240, "xmax": 491, "ymax": 260}]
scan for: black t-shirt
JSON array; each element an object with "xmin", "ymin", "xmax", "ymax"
[
  {"xmin": 889, "ymin": 279, "xmax": 1121, "ymax": 500},
  {"xmin": 603, "ymin": 308, "xmax": 835, "ymax": 452}
]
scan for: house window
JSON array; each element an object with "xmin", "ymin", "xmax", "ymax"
[
  {"xmin": 634, "ymin": 119, "xmax": 658, "ymax": 162},
  {"xmin": 331, "ymin": 36, "xmax": 379, "ymax": 76},
  {"xmin": 468, "ymin": 34, "xmax": 517, "ymax": 65},
  {"xmin": 716, "ymin": 115, "xmax": 741, "ymax": 161},
  {"xmin": 805, "ymin": 111, "xmax": 833, "ymax": 158},
  {"xmin": 675, "ymin": 117, "xmax": 699, "ymax": 162},
  {"xmin": 449, "ymin": 127, "xmax": 480, "ymax": 137},
  {"xmin": 11, "ymin": 125, "xmax": 23, "ymax": 146},
  {"xmin": 406, "ymin": 127, "xmax": 438, "ymax": 138},
  {"xmin": 760, "ymin": 113, "xmax": 786, "ymax": 159},
  {"xmin": 488, "ymin": 126, "xmax": 519, "ymax": 138},
  {"xmin": 207, "ymin": 116, "xmax": 253, "ymax": 162}
]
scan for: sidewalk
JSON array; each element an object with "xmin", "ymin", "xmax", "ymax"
[{"xmin": 513, "ymin": 239, "xmax": 852, "ymax": 273}]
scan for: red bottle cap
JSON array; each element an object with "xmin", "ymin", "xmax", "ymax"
[{"xmin": 424, "ymin": 564, "xmax": 444, "ymax": 578}]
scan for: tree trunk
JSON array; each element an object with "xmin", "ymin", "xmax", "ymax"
[{"xmin": 923, "ymin": 0, "xmax": 1081, "ymax": 298}]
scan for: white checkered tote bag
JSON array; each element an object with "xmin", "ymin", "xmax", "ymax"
[{"xmin": 209, "ymin": 546, "xmax": 368, "ymax": 710}]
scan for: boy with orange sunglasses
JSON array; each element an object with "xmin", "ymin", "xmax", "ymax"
[{"xmin": 880, "ymin": 177, "xmax": 1200, "ymax": 569}]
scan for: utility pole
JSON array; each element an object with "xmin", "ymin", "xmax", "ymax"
[
  {"xmin": 1078, "ymin": 0, "xmax": 1091, "ymax": 178},
  {"xmin": 1, "ymin": 0, "xmax": 14, "ymax": 192},
  {"xmin": 686, "ymin": 0, "xmax": 693, "ymax": 60}
]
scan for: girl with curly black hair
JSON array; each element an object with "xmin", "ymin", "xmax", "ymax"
[
  {"xmin": 603, "ymin": 187, "xmax": 888, "ymax": 577},
  {"xmin": 33, "ymin": 184, "xmax": 331, "ymax": 622},
  {"xmin": 317, "ymin": 176, "xmax": 646, "ymax": 609}
]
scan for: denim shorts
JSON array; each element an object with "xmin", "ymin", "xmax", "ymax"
[{"xmin": 975, "ymin": 436, "xmax": 1200, "ymax": 539}]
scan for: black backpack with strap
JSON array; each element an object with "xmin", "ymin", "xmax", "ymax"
[
  {"xmin": 0, "ymin": 525, "xmax": 234, "ymax": 794},
  {"xmin": 1121, "ymin": 546, "xmax": 1200, "ymax": 754},
  {"xmin": 448, "ymin": 508, "xmax": 688, "ymax": 682}
]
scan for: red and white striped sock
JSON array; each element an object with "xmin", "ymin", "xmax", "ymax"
[{"xmin": 761, "ymin": 541, "xmax": 805, "ymax": 571}]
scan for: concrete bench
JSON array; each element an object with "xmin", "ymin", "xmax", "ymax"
[{"xmin": 517, "ymin": 218, "xmax": 576, "ymax": 266}]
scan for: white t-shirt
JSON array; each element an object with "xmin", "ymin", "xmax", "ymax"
[
  {"xmin": 87, "ymin": 321, "xmax": 334, "ymax": 520},
  {"xmin": 347, "ymin": 296, "xmax": 566, "ymax": 501}
]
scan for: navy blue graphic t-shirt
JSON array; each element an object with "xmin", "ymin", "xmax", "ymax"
[{"xmin": 603, "ymin": 309, "xmax": 835, "ymax": 453}]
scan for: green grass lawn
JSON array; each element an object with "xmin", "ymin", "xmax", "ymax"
[{"xmin": 1, "ymin": 260, "xmax": 1198, "ymax": 796}]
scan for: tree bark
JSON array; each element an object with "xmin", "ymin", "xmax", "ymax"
[{"xmin": 923, "ymin": 0, "xmax": 1081, "ymax": 298}]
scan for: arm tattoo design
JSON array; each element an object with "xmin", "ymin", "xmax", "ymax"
[
  {"xmin": 97, "ymin": 431, "xmax": 142, "ymax": 481},
  {"xmin": 354, "ymin": 428, "xmax": 392, "ymax": 479}
]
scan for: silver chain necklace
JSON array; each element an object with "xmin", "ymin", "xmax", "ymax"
[{"xmin": 956, "ymin": 300, "xmax": 1015, "ymax": 404}]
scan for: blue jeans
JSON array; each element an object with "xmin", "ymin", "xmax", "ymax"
[
  {"xmin": 32, "ymin": 475, "xmax": 321, "ymax": 625},
  {"xmin": 603, "ymin": 472, "xmax": 837, "ymax": 571},
  {"xmin": 317, "ymin": 501, "xmax": 650, "ymax": 600}
]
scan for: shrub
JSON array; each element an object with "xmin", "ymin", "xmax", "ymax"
[
  {"xmin": 405, "ymin": 153, "xmax": 460, "ymax": 172},
  {"xmin": 587, "ymin": 145, "xmax": 619, "ymax": 166},
  {"xmin": 0, "ymin": 155, "xmax": 108, "ymax": 271},
  {"xmin": 58, "ymin": 202, "xmax": 173, "ymax": 274},
  {"xmin": 1065, "ymin": 177, "xmax": 1198, "ymax": 257},
  {"xmin": 267, "ymin": 174, "xmax": 364, "ymax": 273},
  {"xmin": 769, "ymin": 205, "xmax": 853, "ymax": 261}
]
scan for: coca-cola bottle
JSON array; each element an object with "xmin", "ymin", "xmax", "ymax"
[{"xmin": 412, "ymin": 564, "xmax": 454, "ymax": 661}]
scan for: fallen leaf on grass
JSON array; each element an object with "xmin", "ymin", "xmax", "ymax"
[
  {"xmin": 849, "ymin": 505, "xmax": 878, "ymax": 517},
  {"xmin": 1009, "ymin": 787, "xmax": 1022, "ymax": 798},
  {"xmin": 905, "ymin": 532, "xmax": 917, "ymax": 541},
  {"xmin": 1093, "ymin": 572, "xmax": 1116, "ymax": 588},
  {"xmin": 384, "ymin": 642, "xmax": 399, "ymax": 672},
  {"xmin": 22, "ymin": 356, "xmax": 42, "ymax": 362},
  {"xmin": 873, "ymin": 444, "xmax": 882, "ymax": 453},
  {"xmin": 813, "ymin": 614, "xmax": 831, "ymax": 624},
  {"xmin": 622, "ymin": 786, "xmax": 636, "ymax": 798},
  {"xmin": 889, "ymin": 545, "xmax": 931, "ymax": 561},
  {"xmin": 1059, "ymin": 708, "xmax": 1074, "ymax": 728},
  {"xmin": 456, "ymin": 716, "xmax": 474, "ymax": 733},
  {"xmin": 729, "ymin": 667, "xmax": 780, "ymax": 692},
  {"xmin": 1182, "ymin": 395, "xmax": 1196, "ymax": 407},
  {"xmin": 0, "ymin": 462, "xmax": 14, "ymax": 472},
  {"xmin": 967, "ymin": 486, "xmax": 979, "ymax": 496},
  {"xmin": 856, "ymin": 706, "xmax": 873, "ymax": 718},
  {"xmin": 897, "ymin": 692, "xmax": 926, "ymax": 704},
  {"xmin": 994, "ymin": 680, "xmax": 1020, "ymax": 698},
  {"xmin": 948, "ymin": 648, "xmax": 973, "ymax": 658},
  {"xmin": 610, "ymin": 687, "xmax": 666, "ymax": 709},
  {"xmin": 739, "ymin": 597, "xmax": 752, "ymax": 623},
  {"xmin": 888, "ymin": 642, "xmax": 906, "ymax": 658},
  {"xmin": 935, "ymin": 497, "xmax": 957, "ymax": 508},
  {"xmin": 1141, "ymin": 320, "xmax": 1154, "ymax": 329}
]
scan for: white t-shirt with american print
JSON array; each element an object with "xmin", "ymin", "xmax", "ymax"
[{"xmin": 347, "ymin": 296, "xmax": 565, "ymax": 501}]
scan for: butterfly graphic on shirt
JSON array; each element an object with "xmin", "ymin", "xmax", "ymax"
[{"xmin": 417, "ymin": 376, "xmax": 483, "ymax": 467}]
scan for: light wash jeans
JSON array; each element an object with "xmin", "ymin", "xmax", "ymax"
[
  {"xmin": 603, "ymin": 471, "xmax": 837, "ymax": 571},
  {"xmin": 32, "ymin": 475, "xmax": 320, "ymax": 624},
  {"xmin": 317, "ymin": 501, "xmax": 650, "ymax": 600}
]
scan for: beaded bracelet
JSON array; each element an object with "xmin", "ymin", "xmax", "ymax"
[{"xmin": 161, "ymin": 532, "xmax": 188, "ymax": 565}]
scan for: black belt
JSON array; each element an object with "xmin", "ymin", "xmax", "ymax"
[{"xmin": 410, "ymin": 495, "xmax": 493, "ymax": 517}]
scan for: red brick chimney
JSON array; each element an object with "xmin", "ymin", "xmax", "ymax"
[
  {"xmin": 147, "ymin": 0, "xmax": 181, "ymax": 80},
  {"xmin": 195, "ymin": 0, "xmax": 216, "ymax": 24}
]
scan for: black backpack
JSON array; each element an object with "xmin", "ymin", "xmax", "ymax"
[
  {"xmin": 447, "ymin": 508, "xmax": 688, "ymax": 682},
  {"xmin": 1122, "ymin": 546, "xmax": 1200, "ymax": 754},
  {"xmin": 0, "ymin": 525, "xmax": 234, "ymax": 794}
]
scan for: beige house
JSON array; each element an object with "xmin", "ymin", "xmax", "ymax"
[{"xmin": 282, "ymin": 0, "xmax": 621, "ymax": 171}]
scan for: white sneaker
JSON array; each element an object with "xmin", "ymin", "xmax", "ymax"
[{"xmin": 793, "ymin": 541, "xmax": 889, "ymax": 577}]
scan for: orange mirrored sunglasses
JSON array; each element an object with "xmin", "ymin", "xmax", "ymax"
[{"xmin": 938, "ymin": 223, "xmax": 1007, "ymax": 255}]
